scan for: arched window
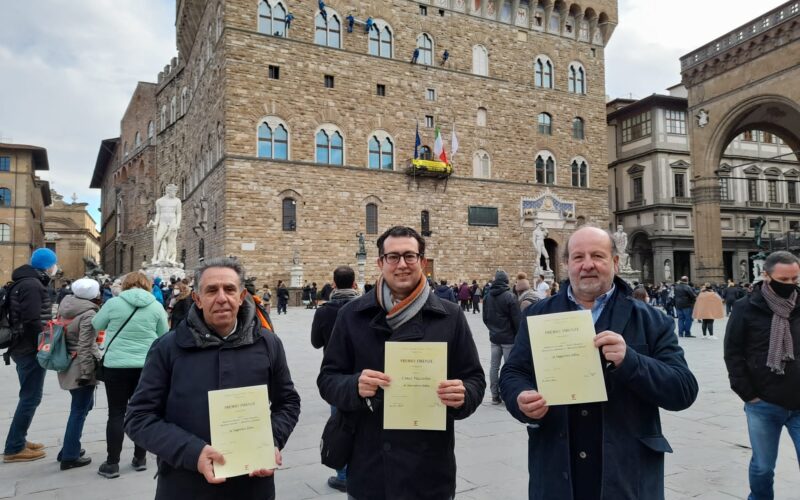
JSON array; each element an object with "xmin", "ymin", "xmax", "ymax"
[
  {"xmin": 420, "ymin": 210, "xmax": 431, "ymax": 236},
  {"xmin": 198, "ymin": 238, "xmax": 205, "ymax": 259},
  {"xmin": 472, "ymin": 45, "xmax": 488, "ymax": 76},
  {"xmin": 477, "ymin": 107, "xmax": 487, "ymax": 127},
  {"xmin": 572, "ymin": 117, "xmax": 585, "ymax": 139},
  {"xmin": 282, "ymin": 198, "xmax": 296, "ymax": 231},
  {"xmin": 316, "ymin": 129, "xmax": 344, "ymax": 165},
  {"xmin": 160, "ymin": 106, "xmax": 167, "ymax": 131},
  {"xmin": 368, "ymin": 135, "xmax": 394, "ymax": 170},
  {"xmin": 534, "ymin": 56, "xmax": 553, "ymax": 88},
  {"xmin": 568, "ymin": 62, "xmax": 586, "ymax": 94},
  {"xmin": 538, "ymin": 113, "xmax": 552, "ymax": 135},
  {"xmin": 416, "ymin": 33, "xmax": 433, "ymax": 65},
  {"xmin": 571, "ymin": 159, "xmax": 588, "ymax": 187},
  {"xmin": 148, "ymin": 120, "xmax": 155, "ymax": 138},
  {"xmin": 473, "ymin": 150, "xmax": 491, "ymax": 178},
  {"xmin": 369, "ymin": 23, "xmax": 393, "ymax": 58},
  {"xmin": 216, "ymin": 4, "xmax": 223, "ymax": 40},
  {"xmin": 549, "ymin": 11, "xmax": 561, "ymax": 33},
  {"xmin": 366, "ymin": 203, "xmax": 378, "ymax": 234},
  {"xmin": 419, "ymin": 145, "xmax": 432, "ymax": 161},
  {"xmin": 0, "ymin": 188, "xmax": 10, "ymax": 207},
  {"xmin": 181, "ymin": 87, "xmax": 190, "ymax": 114},
  {"xmin": 315, "ymin": 12, "xmax": 341, "ymax": 48},
  {"xmin": 206, "ymin": 25, "xmax": 213, "ymax": 62},
  {"xmin": 170, "ymin": 96, "xmax": 177, "ymax": 123},
  {"xmin": 0, "ymin": 223, "xmax": 10, "ymax": 242},
  {"xmin": 258, "ymin": 121, "xmax": 289, "ymax": 160},
  {"xmin": 258, "ymin": 0, "xmax": 287, "ymax": 37},
  {"xmin": 134, "ymin": 131, "xmax": 141, "ymax": 147},
  {"xmin": 535, "ymin": 153, "xmax": 556, "ymax": 184}
]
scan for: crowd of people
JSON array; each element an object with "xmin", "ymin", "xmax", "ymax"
[{"xmin": 2, "ymin": 227, "xmax": 798, "ymax": 500}]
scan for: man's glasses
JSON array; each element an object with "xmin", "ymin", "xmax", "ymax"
[{"xmin": 380, "ymin": 252, "xmax": 423, "ymax": 265}]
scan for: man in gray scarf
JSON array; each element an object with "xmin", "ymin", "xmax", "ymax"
[{"xmin": 725, "ymin": 251, "xmax": 800, "ymax": 500}]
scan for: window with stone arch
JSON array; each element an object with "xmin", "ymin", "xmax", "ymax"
[
  {"xmin": 534, "ymin": 55, "xmax": 553, "ymax": 88},
  {"xmin": 0, "ymin": 223, "xmax": 10, "ymax": 242},
  {"xmin": 257, "ymin": 118, "xmax": 289, "ymax": 160},
  {"xmin": 538, "ymin": 113, "xmax": 552, "ymax": 135},
  {"xmin": 416, "ymin": 33, "xmax": 434, "ymax": 66},
  {"xmin": 472, "ymin": 45, "xmax": 488, "ymax": 76},
  {"xmin": 0, "ymin": 187, "xmax": 11, "ymax": 207},
  {"xmin": 535, "ymin": 151, "xmax": 556, "ymax": 184},
  {"xmin": 216, "ymin": 3, "xmax": 223, "ymax": 40},
  {"xmin": 315, "ymin": 125, "xmax": 344, "ymax": 165},
  {"xmin": 135, "ymin": 131, "xmax": 141, "ymax": 147},
  {"xmin": 473, "ymin": 150, "xmax": 491, "ymax": 179},
  {"xmin": 181, "ymin": 87, "xmax": 190, "ymax": 114},
  {"xmin": 170, "ymin": 96, "xmax": 177, "ymax": 123},
  {"xmin": 148, "ymin": 120, "xmax": 155, "ymax": 138},
  {"xmin": 368, "ymin": 132, "xmax": 394, "ymax": 170},
  {"xmin": 282, "ymin": 197, "xmax": 297, "ymax": 231},
  {"xmin": 366, "ymin": 203, "xmax": 379, "ymax": 234},
  {"xmin": 572, "ymin": 117, "xmax": 585, "ymax": 139},
  {"xmin": 160, "ymin": 106, "xmax": 167, "ymax": 131},
  {"xmin": 568, "ymin": 62, "xmax": 586, "ymax": 94},
  {"xmin": 368, "ymin": 21, "xmax": 393, "ymax": 58},
  {"xmin": 258, "ymin": 0, "xmax": 288, "ymax": 37},
  {"xmin": 477, "ymin": 107, "xmax": 487, "ymax": 127},
  {"xmin": 314, "ymin": 10, "xmax": 341, "ymax": 48},
  {"xmin": 571, "ymin": 157, "xmax": 589, "ymax": 188}
]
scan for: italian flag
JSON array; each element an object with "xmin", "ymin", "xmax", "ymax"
[{"xmin": 433, "ymin": 126, "xmax": 448, "ymax": 164}]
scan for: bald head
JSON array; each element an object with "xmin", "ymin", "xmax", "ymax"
[
  {"xmin": 562, "ymin": 226, "xmax": 618, "ymax": 261},
  {"xmin": 565, "ymin": 226, "xmax": 620, "ymax": 307}
]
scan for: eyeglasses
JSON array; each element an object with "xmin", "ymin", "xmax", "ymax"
[{"xmin": 380, "ymin": 252, "xmax": 423, "ymax": 265}]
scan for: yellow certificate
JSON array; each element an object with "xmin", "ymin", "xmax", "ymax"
[
  {"xmin": 528, "ymin": 310, "xmax": 608, "ymax": 406},
  {"xmin": 383, "ymin": 342, "xmax": 447, "ymax": 431},
  {"xmin": 208, "ymin": 384, "xmax": 276, "ymax": 479}
]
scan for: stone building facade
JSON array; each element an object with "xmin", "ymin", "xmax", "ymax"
[
  {"xmin": 0, "ymin": 143, "xmax": 51, "ymax": 283},
  {"xmin": 43, "ymin": 190, "xmax": 101, "ymax": 282},
  {"xmin": 608, "ymin": 84, "xmax": 800, "ymax": 285},
  {"xmin": 98, "ymin": 0, "xmax": 618, "ymax": 285}
]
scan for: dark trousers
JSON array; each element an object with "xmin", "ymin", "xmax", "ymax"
[
  {"xmin": 4, "ymin": 353, "xmax": 47, "ymax": 455},
  {"xmin": 677, "ymin": 307, "xmax": 694, "ymax": 337},
  {"xmin": 277, "ymin": 299, "xmax": 287, "ymax": 314},
  {"xmin": 701, "ymin": 319, "xmax": 714, "ymax": 336},
  {"xmin": 60, "ymin": 385, "xmax": 95, "ymax": 461},
  {"xmin": 726, "ymin": 301, "xmax": 735, "ymax": 316},
  {"xmin": 103, "ymin": 367, "xmax": 146, "ymax": 464}
]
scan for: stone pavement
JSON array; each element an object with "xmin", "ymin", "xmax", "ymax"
[{"xmin": 1, "ymin": 307, "xmax": 799, "ymax": 499}]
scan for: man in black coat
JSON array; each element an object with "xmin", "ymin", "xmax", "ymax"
[
  {"xmin": 499, "ymin": 227, "xmax": 697, "ymax": 500},
  {"xmin": 310, "ymin": 265, "xmax": 359, "ymax": 492},
  {"xmin": 722, "ymin": 282, "xmax": 744, "ymax": 316},
  {"xmin": 276, "ymin": 280, "xmax": 289, "ymax": 314},
  {"xmin": 724, "ymin": 251, "xmax": 800, "ymax": 500},
  {"xmin": 318, "ymin": 226, "xmax": 485, "ymax": 500},
  {"xmin": 673, "ymin": 276, "xmax": 697, "ymax": 337},
  {"xmin": 482, "ymin": 270, "xmax": 522, "ymax": 404},
  {"xmin": 3, "ymin": 248, "xmax": 58, "ymax": 463},
  {"xmin": 125, "ymin": 258, "xmax": 300, "ymax": 499}
]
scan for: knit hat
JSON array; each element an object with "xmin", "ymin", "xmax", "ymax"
[
  {"xmin": 71, "ymin": 278, "xmax": 100, "ymax": 300},
  {"xmin": 30, "ymin": 248, "xmax": 57, "ymax": 270}
]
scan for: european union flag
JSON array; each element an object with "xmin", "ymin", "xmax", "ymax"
[{"xmin": 414, "ymin": 122, "xmax": 421, "ymax": 159}]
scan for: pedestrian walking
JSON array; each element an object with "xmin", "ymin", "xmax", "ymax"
[
  {"xmin": 277, "ymin": 280, "xmax": 289, "ymax": 314},
  {"xmin": 470, "ymin": 280, "xmax": 482, "ymax": 314},
  {"xmin": 458, "ymin": 281, "xmax": 472, "ymax": 311},
  {"xmin": 261, "ymin": 284, "xmax": 273, "ymax": 315},
  {"xmin": 482, "ymin": 270, "xmax": 522, "ymax": 405},
  {"xmin": 693, "ymin": 283, "xmax": 724, "ymax": 339},
  {"xmin": 434, "ymin": 279, "xmax": 457, "ymax": 303},
  {"xmin": 674, "ymin": 276, "xmax": 698, "ymax": 338}
]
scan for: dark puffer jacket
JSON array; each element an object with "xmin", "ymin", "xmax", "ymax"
[
  {"xmin": 9, "ymin": 264, "xmax": 53, "ymax": 356},
  {"xmin": 673, "ymin": 283, "xmax": 697, "ymax": 309},
  {"xmin": 724, "ymin": 283, "xmax": 800, "ymax": 410},
  {"xmin": 482, "ymin": 271, "xmax": 522, "ymax": 345}
]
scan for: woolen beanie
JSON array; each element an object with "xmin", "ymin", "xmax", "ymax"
[
  {"xmin": 71, "ymin": 278, "xmax": 100, "ymax": 300},
  {"xmin": 30, "ymin": 248, "xmax": 57, "ymax": 270}
]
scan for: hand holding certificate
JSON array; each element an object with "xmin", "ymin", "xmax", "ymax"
[
  {"xmin": 528, "ymin": 310, "xmax": 608, "ymax": 406},
  {"xmin": 207, "ymin": 385, "xmax": 276, "ymax": 479},
  {"xmin": 384, "ymin": 342, "xmax": 448, "ymax": 431}
]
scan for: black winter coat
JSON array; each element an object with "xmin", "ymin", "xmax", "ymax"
[
  {"xmin": 433, "ymin": 284, "xmax": 457, "ymax": 303},
  {"xmin": 125, "ymin": 297, "xmax": 301, "ymax": 500},
  {"xmin": 499, "ymin": 277, "xmax": 698, "ymax": 500},
  {"xmin": 673, "ymin": 283, "xmax": 697, "ymax": 309},
  {"xmin": 722, "ymin": 286, "xmax": 744, "ymax": 304},
  {"xmin": 482, "ymin": 284, "xmax": 522, "ymax": 345},
  {"xmin": 317, "ymin": 289, "xmax": 486, "ymax": 500},
  {"xmin": 9, "ymin": 265, "xmax": 52, "ymax": 356},
  {"xmin": 724, "ymin": 284, "xmax": 800, "ymax": 410},
  {"xmin": 310, "ymin": 296, "xmax": 355, "ymax": 350}
]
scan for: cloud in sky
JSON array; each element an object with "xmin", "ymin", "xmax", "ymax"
[{"xmin": 0, "ymin": 0, "xmax": 790, "ymax": 224}]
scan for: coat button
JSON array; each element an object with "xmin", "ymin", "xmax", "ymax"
[
  {"xmin": 581, "ymin": 409, "xmax": 589, "ymax": 417},
  {"xmin": 579, "ymin": 451, "xmax": 587, "ymax": 459},
  {"xmin": 383, "ymin": 442, "xmax": 391, "ymax": 452}
]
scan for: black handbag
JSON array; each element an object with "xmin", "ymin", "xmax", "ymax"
[
  {"xmin": 320, "ymin": 410, "xmax": 356, "ymax": 470},
  {"xmin": 95, "ymin": 307, "xmax": 139, "ymax": 382}
]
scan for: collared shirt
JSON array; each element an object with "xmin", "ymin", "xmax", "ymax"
[
  {"xmin": 221, "ymin": 319, "xmax": 238, "ymax": 340},
  {"xmin": 567, "ymin": 283, "xmax": 617, "ymax": 324}
]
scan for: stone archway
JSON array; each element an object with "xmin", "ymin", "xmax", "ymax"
[
  {"xmin": 544, "ymin": 238, "xmax": 559, "ymax": 281},
  {"xmin": 681, "ymin": 3, "xmax": 800, "ymax": 283}
]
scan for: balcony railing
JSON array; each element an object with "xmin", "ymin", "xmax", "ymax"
[
  {"xmin": 627, "ymin": 199, "xmax": 644, "ymax": 208},
  {"xmin": 747, "ymin": 201, "xmax": 765, "ymax": 208},
  {"xmin": 672, "ymin": 197, "xmax": 692, "ymax": 205}
]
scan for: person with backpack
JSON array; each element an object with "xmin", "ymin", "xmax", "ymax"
[
  {"xmin": 55, "ymin": 278, "xmax": 102, "ymax": 470},
  {"xmin": 470, "ymin": 280, "xmax": 482, "ymax": 314},
  {"xmin": 3, "ymin": 248, "xmax": 58, "ymax": 463},
  {"xmin": 482, "ymin": 270, "xmax": 522, "ymax": 405},
  {"xmin": 91, "ymin": 271, "xmax": 169, "ymax": 478}
]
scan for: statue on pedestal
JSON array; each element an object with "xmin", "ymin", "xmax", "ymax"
[
  {"xmin": 148, "ymin": 184, "xmax": 181, "ymax": 266},
  {"xmin": 613, "ymin": 225, "xmax": 631, "ymax": 271},
  {"xmin": 532, "ymin": 221, "xmax": 550, "ymax": 271},
  {"xmin": 356, "ymin": 232, "xmax": 367, "ymax": 257}
]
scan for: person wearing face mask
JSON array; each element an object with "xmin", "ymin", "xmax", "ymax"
[
  {"xmin": 2, "ymin": 248, "xmax": 58, "ymax": 463},
  {"xmin": 724, "ymin": 251, "xmax": 800, "ymax": 500}
]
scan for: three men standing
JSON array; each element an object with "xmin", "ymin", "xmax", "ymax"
[
  {"xmin": 725, "ymin": 251, "xmax": 800, "ymax": 500},
  {"xmin": 318, "ymin": 226, "xmax": 485, "ymax": 499},
  {"xmin": 499, "ymin": 226, "xmax": 698, "ymax": 499}
]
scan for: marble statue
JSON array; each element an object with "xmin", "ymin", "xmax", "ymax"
[
  {"xmin": 664, "ymin": 260, "xmax": 672, "ymax": 282},
  {"xmin": 148, "ymin": 184, "xmax": 181, "ymax": 265},
  {"xmin": 612, "ymin": 225, "xmax": 631, "ymax": 270},
  {"xmin": 532, "ymin": 221, "xmax": 550, "ymax": 271},
  {"xmin": 696, "ymin": 109, "xmax": 709, "ymax": 128},
  {"xmin": 740, "ymin": 260, "xmax": 748, "ymax": 282},
  {"xmin": 357, "ymin": 232, "xmax": 367, "ymax": 256}
]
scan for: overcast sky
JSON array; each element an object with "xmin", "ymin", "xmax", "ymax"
[{"xmin": 0, "ymin": 0, "xmax": 788, "ymax": 222}]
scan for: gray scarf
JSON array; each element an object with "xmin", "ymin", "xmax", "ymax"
[
  {"xmin": 376, "ymin": 276, "xmax": 430, "ymax": 331},
  {"xmin": 330, "ymin": 288, "xmax": 360, "ymax": 301},
  {"xmin": 761, "ymin": 283, "xmax": 796, "ymax": 375}
]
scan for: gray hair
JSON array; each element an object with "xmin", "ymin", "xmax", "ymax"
[
  {"xmin": 763, "ymin": 251, "xmax": 800, "ymax": 274},
  {"xmin": 561, "ymin": 225, "xmax": 619, "ymax": 261},
  {"xmin": 193, "ymin": 257, "xmax": 246, "ymax": 291}
]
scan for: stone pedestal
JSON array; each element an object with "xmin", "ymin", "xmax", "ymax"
[
  {"xmin": 143, "ymin": 262, "xmax": 186, "ymax": 283},
  {"xmin": 290, "ymin": 264, "xmax": 303, "ymax": 288},
  {"xmin": 534, "ymin": 267, "xmax": 555, "ymax": 284},
  {"xmin": 617, "ymin": 267, "xmax": 641, "ymax": 287},
  {"xmin": 356, "ymin": 252, "xmax": 367, "ymax": 291}
]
